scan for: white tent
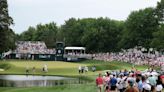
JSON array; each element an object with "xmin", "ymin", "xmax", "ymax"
[{"xmin": 65, "ymin": 47, "xmax": 85, "ymax": 50}]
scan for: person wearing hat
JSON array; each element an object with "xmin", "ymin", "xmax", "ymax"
[
  {"xmin": 125, "ymin": 79, "xmax": 139, "ymax": 92},
  {"xmin": 160, "ymin": 74, "xmax": 164, "ymax": 88},
  {"xmin": 156, "ymin": 75, "xmax": 163, "ymax": 92}
]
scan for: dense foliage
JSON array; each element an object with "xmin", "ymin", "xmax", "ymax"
[
  {"xmin": 119, "ymin": 8, "xmax": 158, "ymax": 49},
  {"xmin": 0, "ymin": 0, "xmax": 15, "ymax": 53},
  {"xmin": 60, "ymin": 18, "xmax": 124, "ymax": 52},
  {"xmin": 151, "ymin": 0, "xmax": 164, "ymax": 51},
  {"xmin": 20, "ymin": 22, "xmax": 58, "ymax": 48},
  {"xmin": 1, "ymin": 0, "xmax": 164, "ymax": 53}
]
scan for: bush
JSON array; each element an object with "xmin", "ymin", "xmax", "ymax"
[{"xmin": 0, "ymin": 63, "xmax": 11, "ymax": 70}]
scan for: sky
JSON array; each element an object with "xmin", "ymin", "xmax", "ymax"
[{"xmin": 8, "ymin": 0, "xmax": 160, "ymax": 34}]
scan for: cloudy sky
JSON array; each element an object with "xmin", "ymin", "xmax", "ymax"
[{"xmin": 8, "ymin": 0, "xmax": 160, "ymax": 34}]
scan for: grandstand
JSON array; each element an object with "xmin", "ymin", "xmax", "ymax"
[
  {"xmin": 14, "ymin": 41, "xmax": 55, "ymax": 54},
  {"xmin": 8, "ymin": 41, "xmax": 56, "ymax": 60},
  {"xmin": 3, "ymin": 41, "xmax": 91, "ymax": 61}
]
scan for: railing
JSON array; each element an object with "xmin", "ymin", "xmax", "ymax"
[{"xmin": 64, "ymin": 54, "xmax": 92, "ymax": 59}]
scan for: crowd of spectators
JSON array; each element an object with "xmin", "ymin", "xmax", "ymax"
[
  {"xmin": 13, "ymin": 42, "xmax": 164, "ymax": 65},
  {"xmin": 93, "ymin": 47, "xmax": 164, "ymax": 67},
  {"xmin": 96, "ymin": 68, "xmax": 164, "ymax": 92},
  {"xmin": 14, "ymin": 41, "xmax": 56, "ymax": 54}
]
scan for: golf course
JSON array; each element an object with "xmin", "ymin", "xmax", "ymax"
[
  {"xmin": 0, "ymin": 60, "xmax": 154, "ymax": 76},
  {"xmin": 0, "ymin": 60, "xmax": 159, "ymax": 92}
]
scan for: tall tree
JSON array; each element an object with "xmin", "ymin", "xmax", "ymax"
[
  {"xmin": 60, "ymin": 17, "xmax": 124, "ymax": 52},
  {"xmin": 60, "ymin": 18, "xmax": 83, "ymax": 46},
  {"xmin": 0, "ymin": 0, "xmax": 14, "ymax": 53},
  {"xmin": 155, "ymin": 0, "xmax": 164, "ymax": 25},
  {"xmin": 20, "ymin": 26, "xmax": 36, "ymax": 41},
  {"xmin": 81, "ymin": 18, "xmax": 124, "ymax": 52},
  {"xmin": 20, "ymin": 22, "xmax": 58, "ymax": 48},
  {"xmin": 150, "ymin": 0, "xmax": 164, "ymax": 51},
  {"xmin": 119, "ymin": 8, "xmax": 158, "ymax": 49},
  {"xmin": 151, "ymin": 24, "xmax": 164, "ymax": 50}
]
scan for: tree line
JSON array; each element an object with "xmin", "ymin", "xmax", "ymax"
[
  {"xmin": 1, "ymin": 0, "xmax": 164, "ymax": 53},
  {"xmin": 0, "ymin": 0, "xmax": 15, "ymax": 53}
]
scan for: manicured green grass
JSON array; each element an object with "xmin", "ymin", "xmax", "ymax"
[
  {"xmin": 0, "ymin": 59, "xmax": 160, "ymax": 92},
  {"xmin": 0, "ymin": 60, "xmax": 89, "ymax": 76},
  {"xmin": 0, "ymin": 60, "xmax": 154, "ymax": 76},
  {"xmin": 0, "ymin": 84, "xmax": 163, "ymax": 92},
  {"xmin": 0, "ymin": 84, "xmax": 97, "ymax": 92},
  {"xmin": 79, "ymin": 60, "xmax": 155, "ymax": 71}
]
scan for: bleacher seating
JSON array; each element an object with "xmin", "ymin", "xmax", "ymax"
[{"xmin": 14, "ymin": 41, "xmax": 56, "ymax": 54}]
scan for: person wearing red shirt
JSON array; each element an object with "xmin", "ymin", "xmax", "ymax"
[
  {"xmin": 96, "ymin": 73, "xmax": 104, "ymax": 92},
  {"xmin": 160, "ymin": 75, "xmax": 164, "ymax": 88}
]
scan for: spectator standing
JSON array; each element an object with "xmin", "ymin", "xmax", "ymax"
[
  {"xmin": 148, "ymin": 74, "xmax": 156, "ymax": 91},
  {"xmin": 92, "ymin": 65, "xmax": 96, "ymax": 72},
  {"xmin": 125, "ymin": 79, "xmax": 139, "ymax": 92},
  {"xmin": 117, "ymin": 74, "xmax": 124, "ymax": 92},
  {"xmin": 104, "ymin": 72, "xmax": 110, "ymax": 92},
  {"xmin": 110, "ymin": 75, "xmax": 117, "ymax": 92},
  {"xmin": 137, "ymin": 76, "xmax": 143, "ymax": 92},
  {"xmin": 160, "ymin": 74, "xmax": 164, "ymax": 87},
  {"xmin": 78, "ymin": 65, "xmax": 82, "ymax": 74},
  {"xmin": 84, "ymin": 66, "xmax": 88, "ymax": 73},
  {"xmin": 44, "ymin": 64, "xmax": 48, "ymax": 73},
  {"xmin": 26, "ymin": 66, "xmax": 29, "ymax": 74},
  {"xmin": 156, "ymin": 75, "xmax": 163, "ymax": 92},
  {"xmin": 96, "ymin": 73, "xmax": 104, "ymax": 92},
  {"xmin": 32, "ymin": 66, "xmax": 36, "ymax": 74}
]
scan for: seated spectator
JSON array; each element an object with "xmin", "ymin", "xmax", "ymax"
[{"xmin": 15, "ymin": 41, "xmax": 56, "ymax": 55}]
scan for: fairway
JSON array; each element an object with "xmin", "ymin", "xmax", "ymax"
[
  {"xmin": 0, "ymin": 60, "xmax": 89, "ymax": 76},
  {"xmin": 0, "ymin": 60, "xmax": 154, "ymax": 76}
]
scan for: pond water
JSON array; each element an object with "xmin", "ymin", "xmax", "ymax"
[{"xmin": 0, "ymin": 75, "xmax": 85, "ymax": 87}]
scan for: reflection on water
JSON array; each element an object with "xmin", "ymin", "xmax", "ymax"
[{"xmin": 0, "ymin": 75, "xmax": 86, "ymax": 87}]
